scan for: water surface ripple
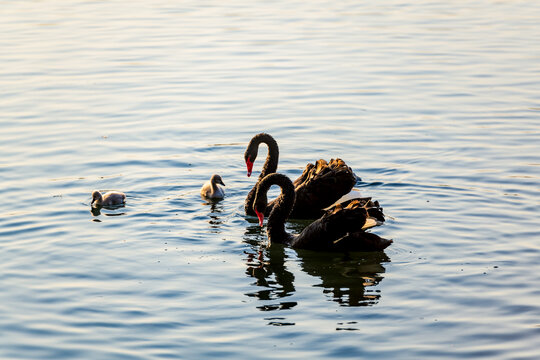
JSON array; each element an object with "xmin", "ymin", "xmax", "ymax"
[{"xmin": 1, "ymin": 1, "xmax": 539, "ymax": 359}]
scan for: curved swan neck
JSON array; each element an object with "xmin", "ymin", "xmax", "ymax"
[
  {"xmin": 210, "ymin": 181, "xmax": 219, "ymax": 195},
  {"xmin": 246, "ymin": 133, "xmax": 279, "ymax": 178},
  {"xmin": 244, "ymin": 133, "xmax": 280, "ymax": 215},
  {"xmin": 254, "ymin": 173, "xmax": 295, "ymax": 244},
  {"xmin": 91, "ymin": 191, "xmax": 103, "ymax": 206}
]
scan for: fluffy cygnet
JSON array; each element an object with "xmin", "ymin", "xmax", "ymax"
[
  {"xmin": 92, "ymin": 190, "xmax": 126, "ymax": 207},
  {"xmin": 200, "ymin": 174, "xmax": 225, "ymax": 199}
]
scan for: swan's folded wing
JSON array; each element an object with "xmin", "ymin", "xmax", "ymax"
[
  {"xmin": 293, "ymin": 162, "xmax": 315, "ymax": 187},
  {"xmin": 291, "ymin": 158, "xmax": 357, "ymax": 218},
  {"xmin": 344, "ymin": 198, "xmax": 385, "ymax": 223},
  {"xmin": 291, "ymin": 200, "xmax": 369, "ymax": 250}
]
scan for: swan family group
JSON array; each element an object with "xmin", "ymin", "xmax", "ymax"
[{"xmin": 91, "ymin": 133, "xmax": 392, "ymax": 252}]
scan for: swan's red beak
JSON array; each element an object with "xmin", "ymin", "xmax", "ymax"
[
  {"xmin": 255, "ymin": 209, "xmax": 264, "ymax": 227},
  {"xmin": 246, "ymin": 158, "xmax": 253, "ymax": 177}
]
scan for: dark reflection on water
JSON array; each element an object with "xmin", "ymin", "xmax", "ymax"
[
  {"xmin": 244, "ymin": 238, "xmax": 298, "ymax": 326},
  {"xmin": 202, "ymin": 199, "xmax": 224, "ymax": 232},
  {"xmin": 90, "ymin": 204, "xmax": 126, "ymax": 217},
  {"xmin": 243, "ymin": 223, "xmax": 390, "ymax": 320},
  {"xmin": 245, "ymin": 243, "xmax": 296, "ymax": 304},
  {"xmin": 296, "ymin": 249, "xmax": 389, "ymax": 307}
]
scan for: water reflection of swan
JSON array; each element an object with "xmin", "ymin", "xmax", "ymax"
[
  {"xmin": 202, "ymin": 199, "xmax": 224, "ymax": 232},
  {"xmin": 90, "ymin": 206, "xmax": 126, "ymax": 217},
  {"xmin": 244, "ymin": 242, "xmax": 297, "ymax": 312},
  {"xmin": 243, "ymin": 226, "xmax": 390, "ymax": 324},
  {"xmin": 90, "ymin": 203, "xmax": 126, "ymax": 217},
  {"xmin": 294, "ymin": 249, "xmax": 389, "ymax": 307}
]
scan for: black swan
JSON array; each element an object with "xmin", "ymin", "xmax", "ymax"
[
  {"xmin": 253, "ymin": 173, "xmax": 392, "ymax": 252},
  {"xmin": 200, "ymin": 174, "xmax": 226, "ymax": 199},
  {"xmin": 244, "ymin": 133, "xmax": 368, "ymax": 219}
]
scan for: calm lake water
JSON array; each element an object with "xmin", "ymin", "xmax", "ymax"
[{"xmin": 1, "ymin": 1, "xmax": 539, "ymax": 359}]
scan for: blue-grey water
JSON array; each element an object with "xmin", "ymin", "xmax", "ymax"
[{"xmin": 1, "ymin": 1, "xmax": 539, "ymax": 359}]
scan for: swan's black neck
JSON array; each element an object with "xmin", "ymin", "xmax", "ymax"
[
  {"xmin": 254, "ymin": 173, "xmax": 295, "ymax": 244},
  {"xmin": 245, "ymin": 133, "xmax": 280, "ymax": 215},
  {"xmin": 247, "ymin": 133, "xmax": 279, "ymax": 178}
]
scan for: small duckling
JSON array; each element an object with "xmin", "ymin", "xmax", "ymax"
[
  {"xmin": 200, "ymin": 174, "xmax": 225, "ymax": 199},
  {"xmin": 92, "ymin": 190, "xmax": 126, "ymax": 207}
]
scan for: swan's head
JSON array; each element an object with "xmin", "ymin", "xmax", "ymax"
[
  {"xmin": 245, "ymin": 157, "xmax": 254, "ymax": 177},
  {"xmin": 211, "ymin": 174, "xmax": 225, "ymax": 186},
  {"xmin": 254, "ymin": 209, "xmax": 264, "ymax": 227},
  {"xmin": 253, "ymin": 191, "xmax": 268, "ymax": 226},
  {"xmin": 244, "ymin": 144, "xmax": 257, "ymax": 177},
  {"xmin": 91, "ymin": 190, "xmax": 102, "ymax": 206}
]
